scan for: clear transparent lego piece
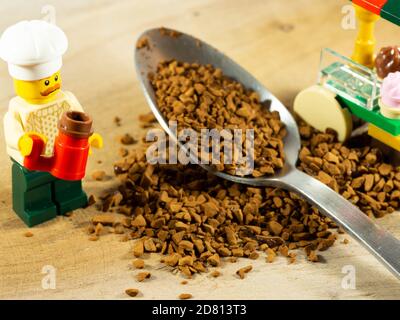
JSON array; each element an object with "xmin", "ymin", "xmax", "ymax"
[{"xmin": 318, "ymin": 48, "xmax": 381, "ymax": 110}]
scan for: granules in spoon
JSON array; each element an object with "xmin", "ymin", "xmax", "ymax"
[{"xmin": 150, "ymin": 60, "xmax": 286, "ymax": 177}]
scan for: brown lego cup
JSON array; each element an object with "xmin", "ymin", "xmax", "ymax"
[{"xmin": 58, "ymin": 111, "xmax": 93, "ymax": 139}]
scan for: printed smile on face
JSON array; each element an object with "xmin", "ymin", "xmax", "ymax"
[
  {"xmin": 14, "ymin": 71, "xmax": 62, "ymax": 104},
  {"xmin": 40, "ymin": 73, "xmax": 61, "ymax": 96}
]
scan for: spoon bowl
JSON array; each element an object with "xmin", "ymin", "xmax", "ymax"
[
  {"xmin": 134, "ymin": 28, "xmax": 300, "ymax": 185},
  {"xmin": 135, "ymin": 27, "xmax": 400, "ymax": 279}
]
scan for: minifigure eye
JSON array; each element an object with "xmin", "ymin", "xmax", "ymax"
[
  {"xmin": 55, "ymin": 75, "xmax": 58, "ymax": 81},
  {"xmin": 44, "ymin": 80, "xmax": 50, "ymax": 86}
]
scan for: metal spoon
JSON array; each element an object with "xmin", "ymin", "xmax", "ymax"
[{"xmin": 135, "ymin": 27, "xmax": 400, "ymax": 279}]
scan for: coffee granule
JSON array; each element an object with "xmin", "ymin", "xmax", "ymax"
[
  {"xmin": 24, "ymin": 231, "xmax": 33, "ymax": 237},
  {"xmin": 87, "ymin": 195, "xmax": 96, "ymax": 207},
  {"xmin": 92, "ymin": 214, "xmax": 115, "ymax": 225},
  {"xmin": 133, "ymin": 240, "xmax": 144, "ymax": 258},
  {"xmin": 138, "ymin": 112, "xmax": 157, "ymax": 124},
  {"xmin": 136, "ymin": 271, "xmax": 151, "ymax": 282},
  {"xmin": 120, "ymin": 133, "xmax": 137, "ymax": 145},
  {"xmin": 113, "ymin": 224, "xmax": 125, "ymax": 234},
  {"xmin": 136, "ymin": 37, "xmax": 149, "ymax": 50},
  {"xmin": 92, "ymin": 170, "xmax": 106, "ymax": 181},
  {"xmin": 88, "ymin": 234, "xmax": 98, "ymax": 241},
  {"xmin": 307, "ymin": 251, "xmax": 319, "ymax": 262},
  {"xmin": 159, "ymin": 27, "xmax": 181, "ymax": 38},
  {"xmin": 210, "ymin": 270, "xmax": 221, "ymax": 278},
  {"xmin": 94, "ymin": 223, "xmax": 104, "ymax": 236},
  {"xmin": 249, "ymin": 252, "xmax": 259, "ymax": 260},
  {"xmin": 87, "ymin": 225, "xmax": 95, "ymax": 235},
  {"xmin": 132, "ymin": 259, "xmax": 145, "ymax": 269},
  {"xmin": 288, "ymin": 252, "xmax": 297, "ymax": 264},
  {"xmin": 114, "ymin": 116, "xmax": 122, "ymax": 127},
  {"xmin": 119, "ymin": 148, "xmax": 129, "ymax": 157},
  {"xmin": 125, "ymin": 288, "xmax": 140, "ymax": 297},
  {"xmin": 266, "ymin": 249, "xmax": 276, "ymax": 263},
  {"xmin": 236, "ymin": 265, "xmax": 252, "ymax": 279},
  {"xmin": 178, "ymin": 293, "xmax": 192, "ymax": 300}
]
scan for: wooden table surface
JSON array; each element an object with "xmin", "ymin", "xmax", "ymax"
[{"xmin": 1, "ymin": 0, "xmax": 400, "ymax": 300}]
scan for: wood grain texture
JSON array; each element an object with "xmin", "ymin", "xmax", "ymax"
[{"xmin": 0, "ymin": 0, "xmax": 400, "ymax": 299}]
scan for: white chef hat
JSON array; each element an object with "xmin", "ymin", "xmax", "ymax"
[{"xmin": 0, "ymin": 20, "xmax": 68, "ymax": 81}]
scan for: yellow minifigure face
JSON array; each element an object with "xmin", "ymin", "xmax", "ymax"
[{"xmin": 13, "ymin": 71, "xmax": 62, "ymax": 104}]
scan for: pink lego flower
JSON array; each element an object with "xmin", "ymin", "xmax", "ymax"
[{"xmin": 381, "ymin": 72, "xmax": 400, "ymax": 108}]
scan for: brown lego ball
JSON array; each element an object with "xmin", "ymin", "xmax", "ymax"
[{"xmin": 375, "ymin": 46, "xmax": 400, "ymax": 79}]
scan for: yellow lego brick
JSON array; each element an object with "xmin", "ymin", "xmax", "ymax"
[
  {"xmin": 368, "ymin": 123, "xmax": 400, "ymax": 151},
  {"xmin": 351, "ymin": 4, "xmax": 380, "ymax": 68}
]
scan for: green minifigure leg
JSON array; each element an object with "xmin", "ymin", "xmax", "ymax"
[
  {"xmin": 12, "ymin": 161, "xmax": 57, "ymax": 227},
  {"xmin": 52, "ymin": 179, "xmax": 87, "ymax": 215}
]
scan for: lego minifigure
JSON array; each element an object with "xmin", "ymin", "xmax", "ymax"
[{"xmin": 0, "ymin": 20, "xmax": 102, "ymax": 227}]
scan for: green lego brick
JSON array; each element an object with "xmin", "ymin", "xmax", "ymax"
[
  {"xmin": 15, "ymin": 200, "xmax": 57, "ymax": 227},
  {"xmin": 17, "ymin": 166, "xmax": 55, "ymax": 189},
  {"xmin": 52, "ymin": 179, "xmax": 87, "ymax": 215},
  {"xmin": 338, "ymin": 96, "xmax": 400, "ymax": 135},
  {"xmin": 351, "ymin": 0, "xmax": 388, "ymax": 17},
  {"xmin": 11, "ymin": 160, "xmax": 88, "ymax": 225},
  {"xmin": 381, "ymin": 0, "xmax": 400, "ymax": 26},
  {"xmin": 56, "ymin": 192, "xmax": 88, "ymax": 215},
  {"xmin": 12, "ymin": 162, "xmax": 57, "ymax": 227}
]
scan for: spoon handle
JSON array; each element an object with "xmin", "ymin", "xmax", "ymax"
[{"xmin": 280, "ymin": 168, "xmax": 400, "ymax": 279}]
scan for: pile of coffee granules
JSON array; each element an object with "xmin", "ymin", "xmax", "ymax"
[
  {"xmin": 298, "ymin": 124, "xmax": 399, "ymax": 218},
  {"xmin": 150, "ymin": 60, "xmax": 286, "ymax": 177},
  {"xmin": 89, "ymin": 53, "xmax": 400, "ymax": 282},
  {"xmin": 96, "ymin": 146, "xmax": 334, "ymax": 277},
  {"xmin": 90, "ymin": 115, "xmax": 400, "ymax": 280}
]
